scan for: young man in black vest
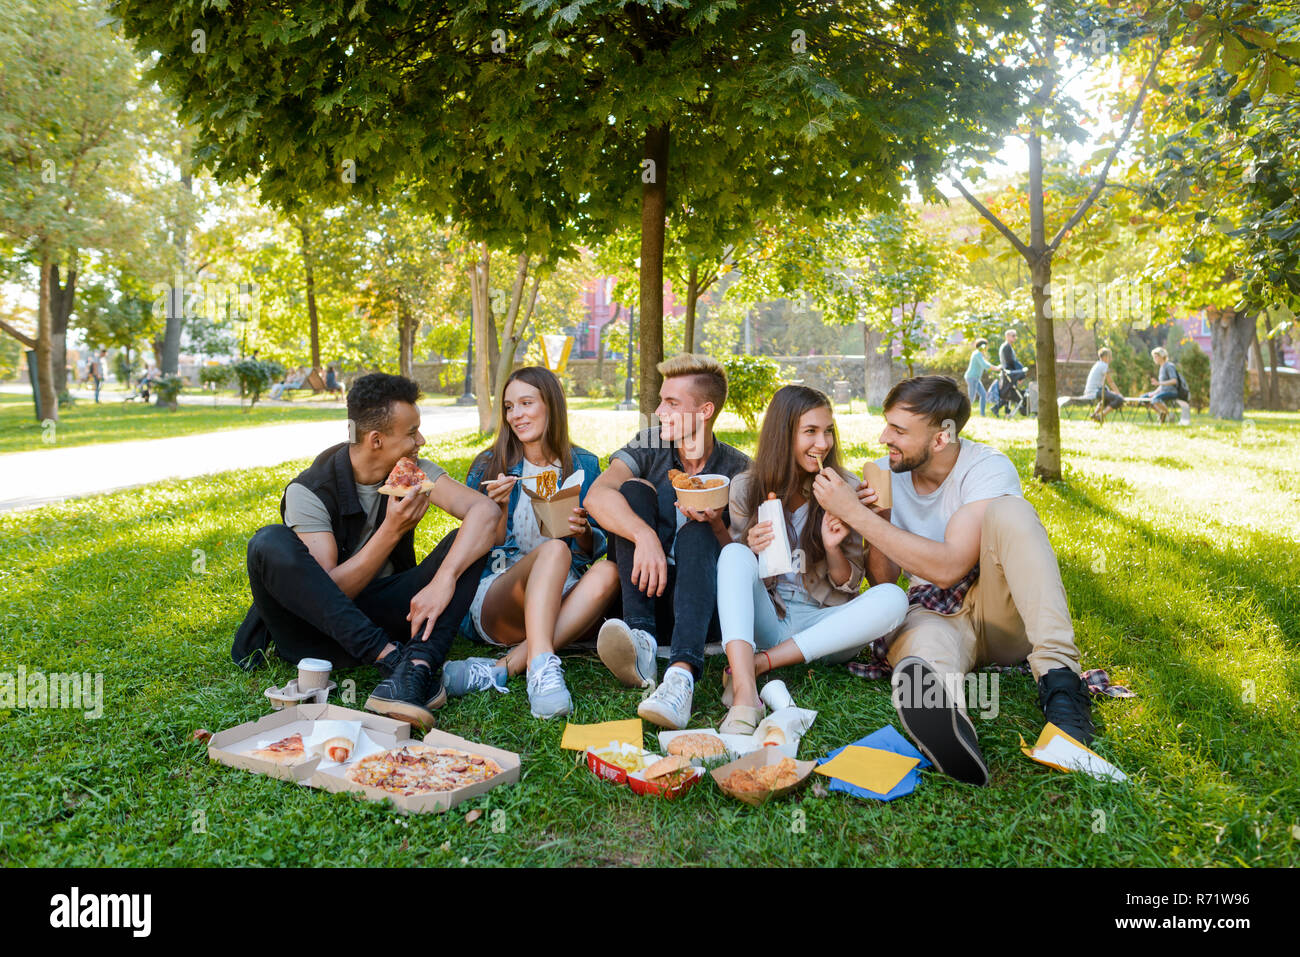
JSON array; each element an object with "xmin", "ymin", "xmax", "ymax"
[{"xmin": 232, "ymin": 373, "xmax": 498, "ymax": 729}]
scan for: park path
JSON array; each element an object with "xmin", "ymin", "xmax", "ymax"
[{"xmin": 0, "ymin": 403, "xmax": 479, "ymax": 512}]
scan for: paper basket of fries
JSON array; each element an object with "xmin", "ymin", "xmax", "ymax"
[{"xmin": 670, "ymin": 470, "xmax": 730, "ymax": 511}]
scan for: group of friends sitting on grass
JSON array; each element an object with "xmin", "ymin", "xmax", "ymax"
[{"xmin": 232, "ymin": 355, "xmax": 1095, "ymax": 786}]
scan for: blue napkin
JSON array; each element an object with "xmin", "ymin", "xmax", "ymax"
[{"xmin": 816, "ymin": 726, "xmax": 931, "ymax": 802}]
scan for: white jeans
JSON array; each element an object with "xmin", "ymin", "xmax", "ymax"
[{"xmin": 716, "ymin": 542, "xmax": 908, "ymax": 664}]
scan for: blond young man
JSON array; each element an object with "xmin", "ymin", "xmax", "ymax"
[{"xmin": 584, "ymin": 354, "xmax": 752, "ymax": 730}]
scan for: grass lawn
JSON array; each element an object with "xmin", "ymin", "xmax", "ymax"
[
  {"xmin": 1, "ymin": 408, "xmax": 1296, "ymax": 866},
  {"xmin": 0, "ymin": 391, "xmax": 347, "ymax": 454}
]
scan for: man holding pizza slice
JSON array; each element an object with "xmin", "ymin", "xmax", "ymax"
[{"xmin": 232, "ymin": 373, "xmax": 499, "ymax": 730}]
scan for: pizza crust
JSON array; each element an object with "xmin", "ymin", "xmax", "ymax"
[{"xmin": 377, "ymin": 479, "xmax": 435, "ymax": 497}]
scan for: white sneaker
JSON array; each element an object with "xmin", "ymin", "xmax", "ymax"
[
  {"xmin": 638, "ymin": 667, "xmax": 694, "ymax": 730},
  {"xmin": 526, "ymin": 653, "xmax": 572, "ymax": 720},
  {"xmin": 598, "ymin": 618, "xmax": 657, "ymax": 688}
]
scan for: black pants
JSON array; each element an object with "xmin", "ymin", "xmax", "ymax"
[
  {"xmin": 609, "ymin": 480, "xmax": 721, "ymax": 675},
  {"xmin": 245, "ymin": 524, "xmax": 487, "ymax": 670}
]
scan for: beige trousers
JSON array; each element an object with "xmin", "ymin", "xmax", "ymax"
[{"xmin": 886, "ymin": 496, "xmax": 1081, "ymax": 708}]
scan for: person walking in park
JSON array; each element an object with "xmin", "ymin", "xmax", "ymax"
[
  {"xmin": 991, "ymin": 329, "xmax": 1026, "ymax": 417},
  {"xmin": 963, "ymin": 338, "xmax": 1000, "ymax": 416},
  {"xmin": 584, "ymin": 353, "xmax": 751, "ymax": 730},
  {"xmin": 447, "ymin": 367, "xmax": 620, "ymax": 719},
  {"xmin": 715, "ymin": 385, "xmax": 909, "ymax": 734},
  {"xmin": 1084, "ymin": 347, "xmax": 1124, "ymax": 424},
  {"xmin": 230, "ymin": 372, "xmax": 499, "ymax": 730},
  {"xmin": 813, "ymin": 375, "xmax": 1094, "ymax": 786}
]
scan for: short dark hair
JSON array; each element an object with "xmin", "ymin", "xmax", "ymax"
[
  {"xmin": 347, "ymin": 373, "xmax": 420, "ymax": 441},
  {"xmin": 974, "ymin": 338, "xmax": 988, "ymax": 350},
  {"xmin": 883, "ymin": 375, "xmax": 971, "ymax": 434}
]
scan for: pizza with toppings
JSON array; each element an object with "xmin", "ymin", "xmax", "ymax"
[
  {"xmin": 345, "ymin": 744, "xmax": 502, "ymax": 795},
  {"xmin": 250, "ymin": 732, "xmax": 307, "ymax": 765},
  {"xmin": 378, "ymin": 457, "xmax": 435, "ymax": 497}
]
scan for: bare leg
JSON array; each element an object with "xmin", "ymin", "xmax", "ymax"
[
  {"xmin": 499, "ymin": 560, "xmax": 621, "ymax": 677},
  {"xmin": 724, "ymin": 640, "xmax": 761, "ymax": 708}
]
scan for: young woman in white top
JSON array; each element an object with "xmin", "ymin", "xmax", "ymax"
[
  {"xmin": 454, "ymin": 367, "xmax": 618, "ymax": 718},
  {"xmin": 716, "ymin": 385, "xmax": 908, "ymax": 734}
]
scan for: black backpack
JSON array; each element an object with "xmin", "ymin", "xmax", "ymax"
[{"xmin": 1173, "ymin": 364, "xmax": 1190, "ymax": 403}]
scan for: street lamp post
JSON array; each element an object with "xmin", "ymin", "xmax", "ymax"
[
  {"xmin": 456, "ymin": 334, "xmax": 476, "ymax": 405},
  {"xmin": 617, "ymin": 303, "xmax": 637, "ymax": 411}
]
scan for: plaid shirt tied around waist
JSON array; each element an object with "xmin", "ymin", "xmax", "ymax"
[{"xmin": 907, "ymin": 565, "xmax": 980, "ymax": 615}]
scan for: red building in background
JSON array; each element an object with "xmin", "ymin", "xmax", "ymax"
[{"xmin": 572, "ymin": 276, "xmax": 684, "ymax": 358}]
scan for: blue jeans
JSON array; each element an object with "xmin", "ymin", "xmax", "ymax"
[{"xmin": 966, "ymin": 376, "xmax": 987, "ymax": 416}]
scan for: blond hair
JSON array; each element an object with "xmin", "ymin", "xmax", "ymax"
[
  {"xmin": 1151, "ymin": 347, "xmax": 1168, "ymax": 360},
  {"xmin": 657, "ymin": 353, "xmax": 728, "ymax": 421}
]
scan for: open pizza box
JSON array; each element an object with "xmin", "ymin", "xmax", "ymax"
[
  {"xmin": 521, "ymin": 469, "xmax": 583, "ymax": 539},
  {"xmin": 311, "ymin": 727, "xmax": 521, "ymax": 814},
  {"xmin": 710, "ymin": 748, "xmax": 818, "ymax": 807},
  {"xmin": 207, "ymin": 703, "xmax": 411, "ymax": 784}
]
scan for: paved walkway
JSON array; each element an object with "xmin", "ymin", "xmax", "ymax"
[{"xmin": 0, "ymin": 403, "xmax": 479, "ymax": 512}]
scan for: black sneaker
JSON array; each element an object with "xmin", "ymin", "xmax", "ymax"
[
  {"xmin": 1037, "ymin": 667, "xmax": 1095, "ymax": 745},
  {"xmin": 375, "ymin": 642, "xmax": 410, "ymax": 678},
  {"xmin": 364, "ymin": 658, "xmax": 447, "ymax": 731},
  {"xmin": 892, "ymin": 656, "xmax": 989, "ymax": 786}
]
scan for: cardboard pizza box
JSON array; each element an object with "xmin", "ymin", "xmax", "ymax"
[
  {"xmin": 521, "ymin": 469, "xmax": 583, "ymax": 539},
  {"xmin": 310, "ymin": 727, "xmax": 521, "ymax": 814},
  {"xmin": 861, "ymin": 461, "xmax": 892, "ymax": 510},
  {"xmin": 207, "ymin": 703, "xmax": 411, "ymax": 784},
  {"xmin": 710, "ymin": 748, "xmax": 818, "ymax": 807}
]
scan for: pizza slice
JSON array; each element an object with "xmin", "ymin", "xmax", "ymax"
[
  {"xmin": 378, "ymin": 456, "xmax": 435, "ymax": 497},
  {"xmin": 250, "ymin": 732, "xmax": 306, "ymax": 765}
]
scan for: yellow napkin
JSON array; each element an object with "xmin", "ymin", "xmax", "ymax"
[
  {"xmin": 560, "ymin": 719, "xmax": 643, "ymax": 752},
  {"xmin": 815, "ymin": 745, "xmax": 920, "ymax": 794}
]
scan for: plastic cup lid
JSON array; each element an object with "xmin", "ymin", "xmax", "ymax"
[{"xmin": 298, "ymin": 657, "xmax": 333, "ymax": 672}]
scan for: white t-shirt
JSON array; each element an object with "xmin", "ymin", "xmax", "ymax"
[
  {"xmin": 510, "ymin": 459, "xmax": 562, "ymax": 558},
  {"xmin": 1084, "ymin": 360, "xmax": 1109, "ymax": 397},
  {"xmin": 882, "ymin": 439, "xmax": 1021, "ymax": 588}
]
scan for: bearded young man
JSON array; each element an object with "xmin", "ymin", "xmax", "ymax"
[
  {"xmin": 812, "ymin": 375, "xmax": 1094, "ymax": 785},
  {"xmin": 231, "ymin": 373, "xmax": 498, "ymax": 730}
]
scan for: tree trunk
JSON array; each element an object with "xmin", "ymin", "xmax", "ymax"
[
  {"xmin": 1209, "ymin": 307, "xmax": 1253, "ymax": 420},
  {"xmin": 161, "ymin": 154, "xmax": 192, "ymax": 379},
  {"xmin": 638, "ymin": 122, "xmax": 669, "ymax": 420},
  {"xmin": 683, "ymin": 263, "xmax": 699, "ymax": 353},
  {"xmin": 36, "ymin": 245, "xmax": 57, "ymax": 422},
  {"xmin": 398, "ymin": 297, "xmax": 415, "ymax": 379},
  {"xmin": 1249, "ymin": 326, "xmax": 1266, "ymax": 411},
  {"xmin": 468, "ymin": 244, "xmax": 495, "ymax": 434},
  {"xmin": 49, "ymin": 260, "xmax": 76, "ymax": 395},
  {"xmin": 1031, "ymin": 257, "xmax": 1062, "ymax": 481},
  {"xmin": 864, "ymin": 324, "xmax": 892, "ymax": 407},
  {"xmin": 494, "ymin": 260, "xmax": 540, "ymax": 416},
  {"xmin": 299, "ymin": 221, "xmax": 321, "ymax": 370}
]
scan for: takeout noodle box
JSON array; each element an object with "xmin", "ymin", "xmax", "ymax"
[
  {"xmin": 207, "ymin": 703, "xmax": 411, "ymax": 784},
  {"xmin": 522, "ymin": 473, "xmax": 582, "ymax": 539},
  {"xmin": 710, "ymin": 748, "xmax": 818, "ymax": 806},
  {"xmin": 311, "ymin": 728, "xmax": 520, "ymax": 815},
  {"xmin": 673, "ymin": 473, "xmax": 730, "ymax": 511},
  {"xmin": 861, "ymin": 462, "xmax": 892, "ymax": 509},
  {"xmin": 586, "ymin": 744, "xmax": 657, "ymax": 785},
  {"xmin": 628, "ymin": 765, "xmax": 705, "ymax": 799}
]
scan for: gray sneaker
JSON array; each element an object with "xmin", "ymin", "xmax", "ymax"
[
  {"xmin": 443, "ymin": 657, "xmax": 509, "ymax": 698},
  {"xmin": 597, "ymin": 618, "xmax": 657, "ymax": 688},
  {"xmin": 638, "ymin": 667, "xmax": 694, "ymax": 730},
  {"xmin": 526, "ymin": 653, "xmax": 572, "ymax": 720}
]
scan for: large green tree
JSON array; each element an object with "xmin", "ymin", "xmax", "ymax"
[{"xmin": 109, "ymin": 0, "xmax": 1030, "ymax": 419}]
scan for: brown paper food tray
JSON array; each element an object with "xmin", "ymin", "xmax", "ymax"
[
  {"xmin": 673, "ymin": 474, "xmax": 730, "ymax": 511},
  {"xmin": 311, "ymin": 728, "xmax": 521, "ymax": 814},
  {"xmin": 861, "ymin": 462, "xmax": 892, "ymax": 509},
  {"xmin": 207, "ymin": 703, "xmax": 412, "ymax": 784},
  {"xmin": 522, "ymin": 482, "xmax": 581, "ymax": 539},
  {"xmin": 710, "ymin": 748, "xmax": 818, "ymax": 807}
]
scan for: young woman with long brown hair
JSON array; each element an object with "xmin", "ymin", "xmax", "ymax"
[
  {"xmin": 716, "ymin": 385, "xmax": 908, "ymax": 733},
  {"xmin": 452, "ymin": 366, "xmax": 619, "ymax": 718}
]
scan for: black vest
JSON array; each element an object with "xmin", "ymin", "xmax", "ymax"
[
  {"xmin": 231, "ymin": 443, "xmax": 417, "ymax": 669},
  {"xmin": 284, "ymin": 442, "xmax": 417, "ymax": 574}
]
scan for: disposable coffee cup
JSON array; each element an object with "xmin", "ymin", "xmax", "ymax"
[
  {"xmin": 759, "ymin": 680, "xmax": 794, "ymax": 712},
  {"xmin": 297, "ymin": 658, "xmax": 332, "ymax": 692}
]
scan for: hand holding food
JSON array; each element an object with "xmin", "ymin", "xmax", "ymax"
[
  {"xmin": 567, "ymin": 505, "xmax": 591, "ymax": 537},
  {"xmin": 483, "ymin": 473, "xmax": 517, "ymax": 505}
]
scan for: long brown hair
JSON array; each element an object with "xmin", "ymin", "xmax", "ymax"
[
  {"xmin": 741, "ymin": 384, "xmax": 848, "ymax": 581},
  {"xmin": 475, "ymin": 366, "xmax": 574, "ymax": 485}
]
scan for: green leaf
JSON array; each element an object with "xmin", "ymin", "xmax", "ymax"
[{"xmin": 1221, "ymin": 34, "xmax": 1249, "ymax": 73}]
